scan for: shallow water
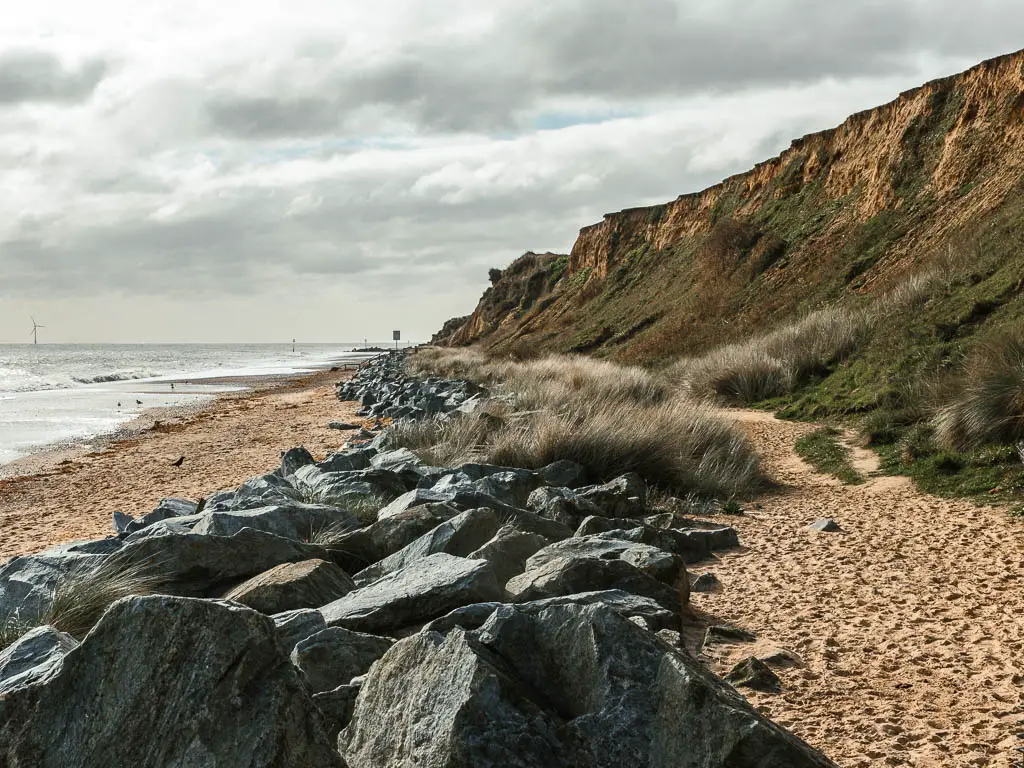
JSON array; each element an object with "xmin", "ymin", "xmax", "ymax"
[{"xmin": 0, "ymin": 343, "xmax": 381, "ymax": 464}]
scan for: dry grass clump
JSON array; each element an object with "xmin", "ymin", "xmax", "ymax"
[
  {"xmin": 389, "ymin": 401, "xmax": 513, "ymax": 466},
  {"xmin": 490, "ymin": 355, "xmax": 671, "ymax": 410},
  {"xmin": 672, "ymin": 306, "xmax": 871, "ymax": 404},
  {"xmin": 407, "ymin": 347, "xmax": 489, "ymax": 380},
  {"xmin": 0, "ymin": 555, "xmax": 165, "ymax": 649},
  {"xmin": 933, "ymin": 336, "xmax": 1024, "ymax": 451},
  {"xmin": 487, "ymin": 399, "xmax": 762, "ymax": 498},
  {"xmin": 407, "ymin": 347, "xmax": 762, "ymax": 497}
]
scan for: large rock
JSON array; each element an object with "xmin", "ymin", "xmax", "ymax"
[
  {"xmin": 342, "ymin": 603, "xmax": 836, "ymax": 768},
  {"xmin": 340, "ymin": 628, "xmax": 588, "ymax": 767},
  {"xmin": 506, "ymin": 551, "xmax": 683, "ymax": 613},
  {"xmin": 320, "ymin": 553, "xmax": 504, "ymax": 633},
  {"xmin": 224, "ymin": 559, "xmax": 356, "ymax": 614},
  {"xmin": 466, "ymin": 525, "xmax": 551, "ymax": 586},
  {"xmin": 191, "ymin": 503, "xmax": 359, "ymax": 541},
  {"xmin": 0, "ymin": 626, "xmax": 78, "ymax": 695},
  {"xmin": 527, "ymin": 486, "xmax": 602, "ymax": 528},
  {"xmin": 576, "ymin": 473, "xmax": 647, "ymax": 517},
  {"xmin": 0, "ymin": 596, "xmax": 343, "ymax": 767},
  {"xmin": 325, "ymin": 503, "xmax": 461, "ymax": 572},
  {"xmin": 574, "ymin": 517, "xmax": 739, "ymax": 562},
  {"xmin": 526, "ymin": 534, "xmax": 683, "ymax": 585},
  {"xmin": 207, "ymin": 473, "xmax": 305, "ymax": 512},
  {"xmin": 0, "ymin": 546, "xmax": 104, "ymax": 621},
  {"xmin": 316, "ymin": 448, "xmax": 376, "ymax": 473},
  {"xmin": 422, "ymin": 589, "xmax": 678, "ymax": 634},
  {"xmin": 352, "ymin": 508, "xmax": 506, "ymax": 587},
  {"xmin": 119, "ymin": 528, "xmax": 335, "ymax": 596},
  {"xmin": 291, "ymin": 627, "xmax": 394, "ymax": 693},
  {"xmin": 272, "ymin": 609, "xmax": 328, "ymax": 652},
  {"xmin": 313, "ymin": 684, "xmax": 361, "ymax": 741},
  {"xmin": 115, "ymin": 497, "xmax": 199, "ymax": 535},
  {"xmin": 279, "ymin": 446, "xmax": 315, "ymax": 477},
  {"xmin": 375, "ymin": 488, "xmax": 454, "ymax": 519},
  {"xmin": 292, "ymin": 465, "xmax": 407, "ymax": 507}
]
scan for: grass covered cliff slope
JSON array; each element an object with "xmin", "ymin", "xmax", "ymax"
[
  {"xmin": 444, "ymin": 49, "xmax": 1024, "ymax": 364},
  {"xmin": 439, "ymin": 48, "xmax": 1024, "ymax": 509}
]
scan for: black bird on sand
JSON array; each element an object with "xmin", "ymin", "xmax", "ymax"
[
  {"xmin": 136, "ymin": 399, "xmax": 143, "ymax": 405},
  {"xmin": 171, "ymin": 455, "xmax": 185, "ymax": 468}
]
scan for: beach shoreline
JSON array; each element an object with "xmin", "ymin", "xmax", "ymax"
[{"xmin": 0, "ymin": 367, "xmax": 369, "ymax": 562}]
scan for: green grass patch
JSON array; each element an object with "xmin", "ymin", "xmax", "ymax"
[
  {"xmin": 871, "ymin": 423, "xmax": 1024, "ymax": 507},
  {"xmin": 794, "ymin": 427, "xmax": 865, "ymax": 484}
]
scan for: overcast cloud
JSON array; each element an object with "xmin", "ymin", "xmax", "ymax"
[{"xmin": 0, "ymin": 0, "xmax": 1022, "ymax": 343}]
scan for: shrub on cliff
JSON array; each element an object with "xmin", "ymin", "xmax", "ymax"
[
  {"xmin": 933, "ymin": 335, "xmax": 1024, "ymax": 451},
  {"xmin": 672, "ymin": 306, "xmax": 870, "ymax": 404}
]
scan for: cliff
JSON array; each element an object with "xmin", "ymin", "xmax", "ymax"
[{"xmin": 441, "ymin": 49, "xmax": 1024, "ymax": 362}]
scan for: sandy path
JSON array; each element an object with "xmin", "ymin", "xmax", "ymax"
[
  {"xmin": 694, "ymin": 410, "xmax": 1024, "ymax": 767},
  {"xmin": 0, "ymin": 371, "xmax": 365, "ymax": 561}
]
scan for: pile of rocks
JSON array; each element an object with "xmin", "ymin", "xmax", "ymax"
[
  {"xmin": 0, "ymin": 356, "xmax": 836, "ymax": 766},
  {"xmin": 336, "ymin": 351, "xmax": 484, "ymax": 421}
]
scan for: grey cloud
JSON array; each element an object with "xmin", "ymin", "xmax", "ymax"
[
  {"xmin": 200, "ymin": 0, "xmax": 1024, "ymax": 140},
  {"xmin": 0, "ymin": 49, "xmax": 108, "ymax": 104},
  {"xmin": 206, "ymin": 95, "xmax": 344, "ymax": 139}
]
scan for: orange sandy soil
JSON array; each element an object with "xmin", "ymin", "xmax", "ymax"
[
  {"xmin": 694, "ymin": 410, "xmax": 1024, "ymax": 768},
  {"xmin": 0, "ymin": 370, "xmax": 365, "ymax": 562}
]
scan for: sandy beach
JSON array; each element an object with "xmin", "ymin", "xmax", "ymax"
[{"xmin": 0, "ymin": 368, "xmax": 366, "ymax": 561}]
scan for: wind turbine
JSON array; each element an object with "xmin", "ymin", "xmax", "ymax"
[{"xmin": 30, "ymin": 317, "xmax": 44, "ymax": 345}]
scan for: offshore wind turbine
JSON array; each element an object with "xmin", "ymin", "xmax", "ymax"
[{"xmin": 30, "ymin": 317, "xmax": 44, "ymax": 345}]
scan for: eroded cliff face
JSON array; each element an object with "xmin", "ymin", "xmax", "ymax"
[
  {"xmin": 446, "ymin": 252, "xmax": 568, "ymax": 349},
  {"xmin": 442, "ymin": 50, "xmax": 1024, "ymax": 361}
]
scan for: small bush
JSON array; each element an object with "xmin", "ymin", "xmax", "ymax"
[
  {"xmin": 672, "ymin": 306, "xmax": 871, "ymax": 404},
  {"xmin": 933, "ymin": 336, "xmax": 1024, "ymax": 451}
]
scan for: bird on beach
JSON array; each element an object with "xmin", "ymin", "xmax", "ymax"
[
  {"xmin": 136, "ymin": 399, "xmax": 143, "ymax": 405},
  {"xmin": 171, "ymin": 455, "xmax": 185, "ymax": 467},
  {"xmin": 117, "ymin": 402, "xmax": 121, "ymax": 408}
]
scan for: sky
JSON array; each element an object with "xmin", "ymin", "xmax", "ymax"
[{"xmin": 0, "ymin": 1, "xmax": 1023, "ymax": 343}]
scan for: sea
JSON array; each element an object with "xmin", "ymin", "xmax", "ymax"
[{"xmin": 0, "ymin": 343, "xmax": 386, "ymax": 467}]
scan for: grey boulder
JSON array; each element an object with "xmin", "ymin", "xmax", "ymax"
[
  {"xmin": 342, "ymin": 603, "xmax": 836, "ymax": 768},
  {"xmin": 422, "ymin": 589, "xmax": 678, "ymax": 634},
  {"xmin": 325, "ymin": 503, "xmax": 461, "ymax": 572},
  {"xmin": 291, "ymin": 626, "xmax": 394, "ymax": 693},
  {"xmin": 320, "ymin": 553, "xmax": 504, "ymax": 633},
  {"xmin": 191, "ymin": 502, "xmax": 359, "ymax": 541},
  {"xmin": 466, "ymin": 525, "xmax": 551, "ymax": 586},
  {"xmin": 0, "ymin": 626, "xmax": 78, "ymax": 695},
  {"xmin": 272, "ymin": 609, "xmax": 328, "ymax": 652},
  {"xmin": 223, "ymin": 559, "xmax": 355, "ymax": 614},
  {"xmin": 0, "ymin": 595, "xmax": 343, "ymax": 767},
  {"xmin": 506, "ymin": 550, "xmax": 683, "ymax": 613},
  {"xmin": 352, "ymin": 508, "xmax": 507, "ymax": 587},
  {"xmin": 119, "ymin": 528, "xmax": 334, "ymax": 596}
]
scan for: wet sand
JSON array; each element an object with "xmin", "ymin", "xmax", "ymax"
[{"xmin": 0, "ymin": 369, "xmax": 367, "ymax": 561}]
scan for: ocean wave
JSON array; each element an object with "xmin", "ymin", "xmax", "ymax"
[{"xmin": 71, "ymin": 371, "xmax": 159, "ymax": 384}]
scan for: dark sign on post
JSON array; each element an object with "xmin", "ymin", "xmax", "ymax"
[{"xmin": 393, "ymin": 330, "xmax": 401, "ymax": 351}]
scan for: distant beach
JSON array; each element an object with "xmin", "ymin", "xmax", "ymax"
[
  {"xmin": 0, "ymin": 343, "xmax": 385, "ymax": 469},
  {"xmin": 0, "ymin": 364, "xmax": 374, "ymax": 560}
]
